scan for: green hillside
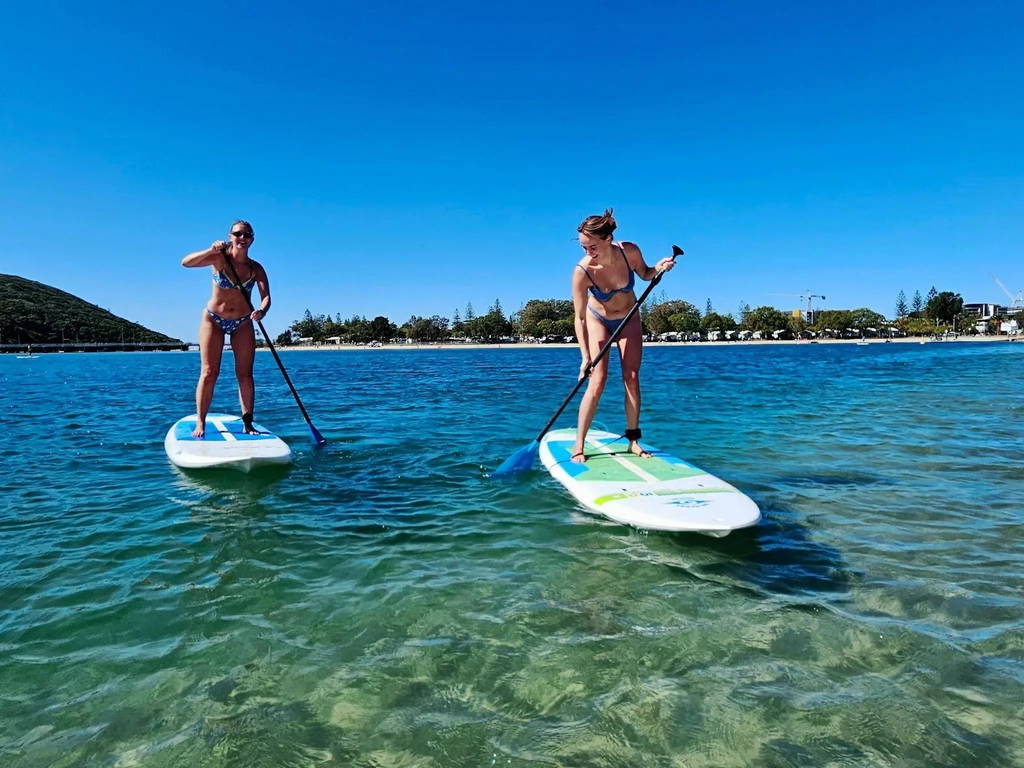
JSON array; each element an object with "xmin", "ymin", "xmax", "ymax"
[{"xmin": 0, "ymin": 274, "xmax": 182, "ymax": 344}]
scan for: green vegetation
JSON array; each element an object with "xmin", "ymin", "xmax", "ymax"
[
  {"xmin": 645, "ymin": 299, "xmax": 700, "ymax": 335},
  {"xmin": 278, "ymin": 301, "xmax": 517, "ymax": 346},
  {"xmin": 512, "ymin": 299, "xmax": 575, "ymax": 339},
  {"xmin": 744, "ymin": 306, "xmax": 792, "ymax": 336},
  {"xmin": 924, "ymin": 290, "xmax": 963, "ymax": 324},
  {"xmin": 278, "ymin": 283, "xmax": 1004, "ymax": 345},
  {"xmin": 0, "ymin": 274, "xmax": 182, "ymax": 345},
  {"xmin": 895, "ymin": 290, "xmax": 909, "ymax": 319}
]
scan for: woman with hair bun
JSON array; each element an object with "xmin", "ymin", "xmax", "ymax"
[{"xmin": 570, "ymin": 208, "xmax": 676, "ymax": 463}]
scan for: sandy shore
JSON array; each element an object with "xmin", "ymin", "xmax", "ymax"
[{"xmin": 270, "ymin": 335, "xmax": 1018, "ymax": 352}]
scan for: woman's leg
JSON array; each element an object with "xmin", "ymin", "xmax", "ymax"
[
  {"xmin": 229, "ymin": 319, "xmax": 257, "ymax": 433},
  {"xmin": 571, "ymin": 312, "xmax": 612, "ymax": 462},
  {"xmin": 616, "ymin": 313, "xmax": 651, "ymax": 457},
  {"xmin": 194, "ymin": 311, "xmax": 225, "ymax": 438}
]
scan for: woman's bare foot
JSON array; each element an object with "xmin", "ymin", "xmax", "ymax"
[
  {"xmin": 570, "ymin": 447, "xmax": 587, "ymax": 463},
  {"xmin": 191, "ymin": 420, "xmax": 205, "ymax": 439},
  {"xmin": 628, "ymin": 440, "xmax": 652, "ymax": 458}
]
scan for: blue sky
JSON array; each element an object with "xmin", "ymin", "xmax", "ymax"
[{"xmin": 1, "ymin": 0, "xmax": 1021, "ymax": 342}]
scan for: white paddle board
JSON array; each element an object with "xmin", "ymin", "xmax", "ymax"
[
  {"xmin": 539, "ymin": 428, "xmax": 760, "ymax": 536},
  {"xmin": 164, "ymin": 413, "xmax": 292, "ymax": 472}
]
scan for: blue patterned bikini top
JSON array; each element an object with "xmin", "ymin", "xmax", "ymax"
[{"xmin": 213, "ymin": 262, "xmax": 256, "ymax": 292}]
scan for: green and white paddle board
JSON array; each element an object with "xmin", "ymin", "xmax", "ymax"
[{"xmin": 539, "ymin": 428, "xmax": 760, "ymax": 536}]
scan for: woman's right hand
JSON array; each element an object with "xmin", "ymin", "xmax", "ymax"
[
  {"xmin": 210, "ymin": 240, "xmax": 227, "ymax": 255},
  {"xmin": 579, "ymin": 358, "xmax": 592, "ymax": 380}
]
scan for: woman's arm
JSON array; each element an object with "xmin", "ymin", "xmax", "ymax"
[
  {"xmin": 182, "ymin": 241, "xmax": 227, "ymax": 268},
  {"xmin": 572, "ymin": 267, "xmax": 591, "ymax": 375},
  {"xmin": 251, "ymin": 262, "xmax": 271, "ymax": 318},
  {"xmin": 622, "ymin": 241, "xmax": 675, "ymax": 282}
]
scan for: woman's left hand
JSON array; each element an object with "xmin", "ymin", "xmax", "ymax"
[
  {"xmin": 656, "ymin": 257, "xmax": 676, "ymax": 274},
  {"xmin": 250, "ymin": 309, "xmax": 264, "ymax": 322}
]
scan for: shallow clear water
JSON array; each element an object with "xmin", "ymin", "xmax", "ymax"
[{"xmin": 2, "ymin": 342, "xmax": 1023, "ymax": 767}]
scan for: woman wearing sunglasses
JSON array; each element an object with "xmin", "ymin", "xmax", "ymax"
[{"xmin": 181, "ymin": 220, "xmax": 271, "ymax": 438}]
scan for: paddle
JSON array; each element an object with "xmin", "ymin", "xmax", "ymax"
[
  {"xmin": 491, "ymin": 244, "xmax": 684, "ymax": 478},
  {"xmin": 221, "ymin": 246, "xmax": 327, "ymax": 446}
]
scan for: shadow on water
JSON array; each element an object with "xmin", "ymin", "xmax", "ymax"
[
  {"xmin": 771, "ymin": 470, "xmax": 893, "ymax": 488},
  {"xmin": 629, "ymin": 500, "xmax": 858, "ymax": 602},
  {"xmin": 170, "ymin": 463, "xmax": 293, "ymax": 500}
]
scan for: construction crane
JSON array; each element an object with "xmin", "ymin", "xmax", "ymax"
[
  {"xmin": 990, "ymin": 273, "xmax": 1022, "ymax": 313},
  {"xmin": 767, "ymin": 291, "xmax": 826, "ymax": 321}
]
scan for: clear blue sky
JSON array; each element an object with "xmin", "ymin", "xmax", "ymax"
[{"xmin": 1, "ymin": 0, "xmax": 1021, "ymax": 342}]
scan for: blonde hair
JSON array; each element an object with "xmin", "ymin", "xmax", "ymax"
[{"xmin": 577, "ymin": 208, "xmax": 617, "ymax": 240}]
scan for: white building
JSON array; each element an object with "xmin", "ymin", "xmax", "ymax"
[{"xmin": 963, "ymin": 303, "xmax": 1001, "ymax": 320}]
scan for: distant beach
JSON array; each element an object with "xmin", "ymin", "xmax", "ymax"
[{"xmin": 270, "ymin": 334, "xmax": 1017, "ymax": 352}]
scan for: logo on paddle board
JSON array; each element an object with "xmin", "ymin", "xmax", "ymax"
[
  {"xmin": 667, "ymin": 498, "xmax": 711, "ymax": 508},
  {"xmin": 594, "ymin": 488, "xmax": 736, "ymax": 506}
]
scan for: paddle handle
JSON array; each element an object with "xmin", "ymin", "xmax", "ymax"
[
  {"xmin": 533, "ymin": 246, "xmax": 682, "ymax": 442},
  {"xmin": 220, "ymin": 247, "xmax": 321, "ymax": 432}
]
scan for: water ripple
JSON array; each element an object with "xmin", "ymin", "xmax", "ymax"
[{"xmin": 1, "ymin": 342, "xmax": 1023, "ymax": 766}]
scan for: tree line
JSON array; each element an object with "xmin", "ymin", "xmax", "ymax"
[
  {"xmin": 893, "ymin": 287, "xmax": 984, "ymax": 333},
  {"xmin": 277, "ymin": 285, "xmax": 984, "ymax": 345},
  {"xmin": 276, "ymin": 300, "xmax": 517, "ymax": 345}
]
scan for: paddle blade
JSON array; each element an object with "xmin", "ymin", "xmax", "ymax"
[
  {"xmin": 490, "ymin": 440, "xmax": 539, "ymax": 478},
  {"xmin": 309, "ymin": 423, "xmax": 327, "ymax": 446}
]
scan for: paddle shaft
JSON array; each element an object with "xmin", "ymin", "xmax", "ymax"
[
  {"xmin": 221, "ymin": 248, "xmax": 320, "ymax": 431},
  {"xmin": 532, "ymin": 248, "xmax": 681, "ymax": 442}
]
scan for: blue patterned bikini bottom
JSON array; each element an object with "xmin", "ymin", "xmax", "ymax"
[{"xmin": 206, "ymin": 308, "xmax": 251, "ymax": 334}]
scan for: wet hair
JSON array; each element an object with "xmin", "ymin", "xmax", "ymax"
[
  {"xmin": 577, "ymin": 208, "xmax": 617, "ymax": 240},
  {"xmin": 230, "ymin": 219, "xmax": 254, "ymax": 236}
]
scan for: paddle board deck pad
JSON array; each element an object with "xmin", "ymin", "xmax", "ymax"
[
  {"xmin": 164, "ymin": 413, "xmax": 292, "ymax": 472},
  {"xmin": 539, "ymin": 428, "xmax": 760, "ymax": 536}
]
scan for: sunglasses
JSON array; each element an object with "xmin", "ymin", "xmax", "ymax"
[{"xmin": 231, "ymin": 230, "xmax": 253, "ymax": 238}]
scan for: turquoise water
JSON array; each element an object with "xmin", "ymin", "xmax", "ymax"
[{"xmin": 2, "ymin": 342, "xmax": 1023, "ymax": 767}]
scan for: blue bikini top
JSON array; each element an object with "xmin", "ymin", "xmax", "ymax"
[
  {"xmin": 578, "ymin": 244, "xmax": 635, "ymax": 302},
  {"xmin": 213, "ymin": 261, "xmax": 256, "ymax": 293}
]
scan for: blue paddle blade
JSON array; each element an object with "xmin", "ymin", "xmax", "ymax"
[
  {"xmin": 490, "ymin": 440, "xmax": 539, "ymax": 478},
  {"xmin": 309, "ymin": 424, "xmax": 327, "ymax": 446}
]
